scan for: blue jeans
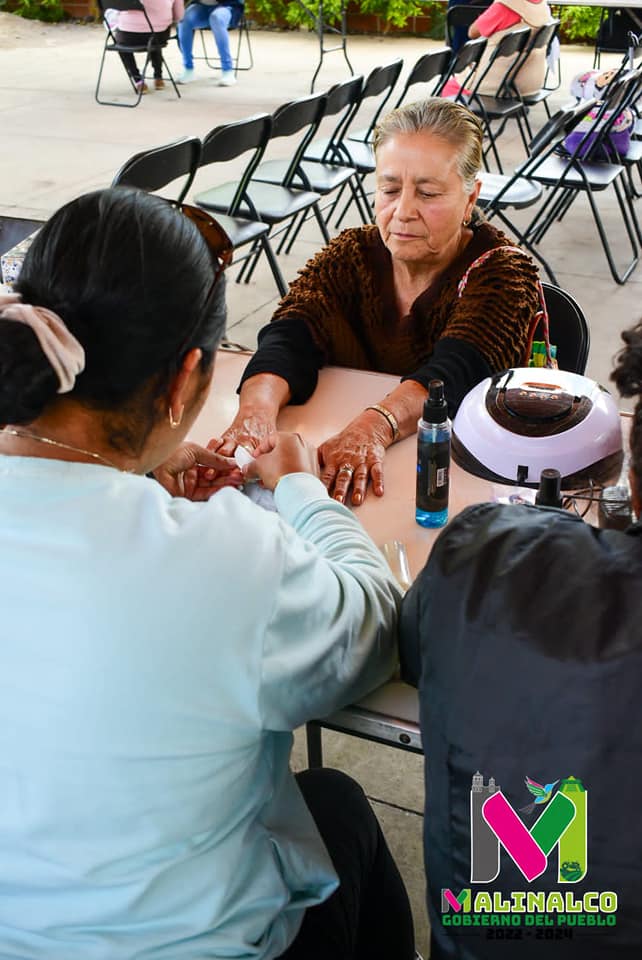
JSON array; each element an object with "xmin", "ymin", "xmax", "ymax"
[{"xmin": 178, "ymin": 3, "xmax": 241, "ymax": 72}]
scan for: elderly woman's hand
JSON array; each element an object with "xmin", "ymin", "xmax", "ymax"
[
  {"xmin": 211, "ymin": 409, "xmax": 278, "ymax": 459},
  {"xmin": 153, "ymin": 443, "xmax": 243, "ymax": 500},
  {"xmin": 318, "ymin": 411, "xmax": 392, "ymax": 506}
]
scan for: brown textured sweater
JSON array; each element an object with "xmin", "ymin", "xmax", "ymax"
[{"xmin": 241, "ymin": 219, "xmax": 542, "ymax": 410}]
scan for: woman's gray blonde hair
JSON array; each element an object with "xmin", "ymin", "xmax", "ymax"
[{"xmin": 373, "ymin": 98, "xmax": 484, "ymax": 192}]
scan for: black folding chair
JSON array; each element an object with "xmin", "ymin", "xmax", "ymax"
[
  {"xmin": 95, "ymin": 0, "xmax": 180, "ymax": 107},
  {"xmin": 446, "ymin": 3, "xmax": 488, "ymax": 48},
  {"xmin": 190, "ymin": 9, "xmax": 254, "ymax": 77},
  {"xmin": 538, "ymin": 282, "xmax": 590, "ymax": 375},
  {"xmin": 480, "ymin": 100, "xmax": 598, "ymax": 283},
  {"xmin": 234, "ymin": 93, "xmax": 330, "ymax": 283},
  {"xmin": 594, "ymin": 7, "xmax": 642, "ymax": 68},
  {"xmin": 451, "ymin": 27, "xmax": 533, "ymax": 173},
  {"xmin": 193, "ymin": 114, "xmax": 287, "ymax": 298},
  {"xmin": 345, "ymin": 58, "xmax": 404, "ymax": 145},
  {"xmin": 435, "ymin": 36, "xmax": 488, "ymax": 98},
  {"xmin": 111, "ymin": 136, "xmax": 202, "ymax": 204},
  {"xmin": 524, "ymin": 73, "xmax": 642, "ymax": 284},
  {"xmin": 518, "ymin": 21, "xmax": 561, "ymax": 129},
  {"xmin": 308, "ymin": 59, "xmax": 403, "ymax": 226},
  {"xmin": 392, "ymin": 47, "xmax": 453, "ymax": 110},
  {"xmin": 252, "ymin": 76, "xmax": 370, "ymax": 254}
]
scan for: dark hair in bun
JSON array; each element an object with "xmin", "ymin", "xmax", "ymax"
[{"xmin": 0, "ymin": 188, "xmax": 226, "ymax": 452}]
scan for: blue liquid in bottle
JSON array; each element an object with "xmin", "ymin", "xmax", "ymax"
[{"xmin": 416, "ymin": 380, "xmax": 451, "ymax": 528}]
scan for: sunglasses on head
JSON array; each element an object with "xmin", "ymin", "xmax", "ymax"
[{"xmin": 161, "ymin": 199, "xmax": 233, "ymax": 294}]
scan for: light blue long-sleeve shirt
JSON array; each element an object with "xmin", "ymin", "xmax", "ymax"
[{"xmin": 0, "ymin": 456, "xmax": 400, "ymax": 959}]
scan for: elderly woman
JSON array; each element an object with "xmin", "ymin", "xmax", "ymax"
[
  {"xmin": 399, "ymin": 323, "xmax": 642, "ymax": 959},
  {"xmin": 0, "ymin": 189, "xmax": 413, "ymax": 958},
  {"xmin": 217, "ymin": 98, "xmax": 542, "ymax": 506}
]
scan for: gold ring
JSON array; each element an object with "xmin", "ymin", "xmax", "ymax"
[{"xmin": 338, "ymin": 463, "xmax": 354, "ymax": 476}]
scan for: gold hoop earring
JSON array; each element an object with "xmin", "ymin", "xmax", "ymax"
[
  {"xmin": 463, "ymin": 217, "xmax": 471, "ymax": 227},
  {"xmin": 168, "ymin": 405, "xmax": 184, "ymax": 430}
]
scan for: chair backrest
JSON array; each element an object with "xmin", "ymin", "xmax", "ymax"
[
  {"xmin": 504, "ymin": 20, "xmax": 559, "ymax": 96},
  {"xmin": 393, "ymin": 48, "xmax": 452, "ymax": 109},
  {"xmin": 578, "ymin": 65, "xmax": 642, "ymax": 162},
  {"xmin": 200, "ymin": 113, "xmax": 272, "ymax": 216},
  {"xmin": 98, "ymin": 0, "xmax": 144, "ymax": 12},
  {"xmin": 538, "ymin": 282, "xmax": 590, "ymax": 374},
  {"xmin": 435, "ymin": 37, "xmax": 488, "ymax": 95},
  {"xmin": 317, "ymin": 75, "xmax": 364, "ymax": 163},
  {"xmin": 526, "ymin": 19, "xmax": 559, "ymax": 55},
  {"xmin": 269, "ymin": 92, "xmax": 327, "ymax": 186},
  {"xmin": 532, "ymin": 98, "xmax": 596, "ymax": 156},
  {"xmin": 111, "ymin": 136, "xmax": 202, "ymax": 204},
  {"xmin": 481, "ymin": 101, "xmax": 596, "ymax": 218},
  {"xmin": 97, "ymin": 0, "xmax": 150, "ymax": 36},
  {"xmin": 470, "ymin": 25, "xmax": 531, "ymax": 98},
  {"xmin": 347, "ymin": 59, "xmax": 404, "ymax": 143},
  {"xmin": 446, "ymin": 4, "xmax": 488, "ymax": 45}
]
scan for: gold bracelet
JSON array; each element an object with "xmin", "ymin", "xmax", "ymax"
[{"xmin": 365, "ymin": 403, "xmax": 400, "ymax": 443}]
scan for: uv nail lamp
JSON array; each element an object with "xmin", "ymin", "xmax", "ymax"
[{"xmin": 452, "ymin": 368, "xmax": 623, "ymax": 488}]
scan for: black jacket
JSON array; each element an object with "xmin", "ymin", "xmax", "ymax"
[{"xmin": 400, "ymin": 502, "xmax": 642, "ymax": 959}]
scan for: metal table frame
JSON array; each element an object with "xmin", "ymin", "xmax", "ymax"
[{"xmin": 293, "ymin": 0, "xmax": 354, "ymax": 91}]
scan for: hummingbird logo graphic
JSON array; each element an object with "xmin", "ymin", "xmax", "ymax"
[{"xmin": 519, "ymin": 776, "xmax": 560, "ymax": 815}]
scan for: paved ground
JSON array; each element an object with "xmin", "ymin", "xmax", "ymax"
[{"xmin": 1, "ymin": 12, "xmax": 639, "ymax": 954}]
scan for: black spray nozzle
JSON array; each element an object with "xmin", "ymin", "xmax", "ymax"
[{"xmin": 423, "ymin": 379, "xmax": 448, "ymax": 423}]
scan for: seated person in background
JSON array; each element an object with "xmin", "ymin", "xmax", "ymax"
[
  {"xmin": 177, "ymin": 0, "xmax": 244, "ymax": 86},
  {"xmin": 112, "ymin": 0, "xmax": 184, "ymax": 93},
  {"xmin": 217, "ymin": 99, "xmax": 542, "ymax": 507},
  {"xmin": 0, "ymin": 188, "xmax": 414, "ymax": 958},
  {"xmin": 399, "ymin": 323, "xmax": 642, "ymax": 960},
  {"xmin": 468, "ymin": 0, "xmax": 552, "ymax": 95}
]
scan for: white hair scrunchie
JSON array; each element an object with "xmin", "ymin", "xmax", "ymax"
[{"xmin": 0, "ymin": 293, "xmax": 85, "ymax": 394}]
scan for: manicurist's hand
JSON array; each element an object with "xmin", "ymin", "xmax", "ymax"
[
  {"xmin": 318, "ymin": 411, "xmax": 392, "ymax": 506},
  {"xmin": 153, "ymin": 443, "xmax": 243, "ymax": 500},
  {"xmin": 243, "ymin": 432, "xmax": 319, "ymax": 491}
]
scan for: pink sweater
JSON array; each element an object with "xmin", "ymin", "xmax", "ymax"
[{"xmin": 117, "ymin": 0, "xmax": 184, "ymax": 32}]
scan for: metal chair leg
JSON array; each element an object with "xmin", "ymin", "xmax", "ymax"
[{"xmin": 306, "ymin": 722, "xmax": 324, "ymax": 769}]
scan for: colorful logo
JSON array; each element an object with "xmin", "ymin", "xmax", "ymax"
[
  {"xmin": 469, "ymin": 772, "xmax": 587, "ymax": 884},
  {"xmin": 440, "ymin": 773, "xmax": 618, "ymax": 930}
]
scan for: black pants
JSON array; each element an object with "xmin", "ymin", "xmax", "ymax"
[
  {"xmin": 279, "ymin": 769, "xmax": 415, "ymax": 960},
  {"xmin": 115, "ymin": 29, "xmax": 169, "ymax": 81}
]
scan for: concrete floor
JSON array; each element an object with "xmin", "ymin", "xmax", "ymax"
[{"xmin": 1, "ymin": 13, "xmax": 640, "ymax": 954}]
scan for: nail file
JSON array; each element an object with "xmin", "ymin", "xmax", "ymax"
[{"xmin": 234, "ymin": 445, "xmax": 277, "ymax": 512}]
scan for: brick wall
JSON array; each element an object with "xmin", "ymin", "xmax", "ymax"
[{"xmin": 62, "ymin": 0, "xmax": 96, "ymax": 17}]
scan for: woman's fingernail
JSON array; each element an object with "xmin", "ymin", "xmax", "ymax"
[
  {"xmin": 353, "ymin": 492, "xmax": 362, "ymax": 505},
  {"xmin": 204, "ymin": 469, "xmax": 215, "ymax": 480}
]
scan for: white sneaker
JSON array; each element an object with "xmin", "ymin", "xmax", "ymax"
[
  {"xmin": 176, "ymin": 68, "xmax": 196, "ymax": 84},
  {"xmin": 219, "ymin": 70, "xmax": 237, "ymax": 86}
]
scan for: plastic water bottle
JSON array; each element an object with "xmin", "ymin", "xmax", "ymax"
[{"xmin": 416, "ymin": 379, "xmax": 451, "ymax": 528}]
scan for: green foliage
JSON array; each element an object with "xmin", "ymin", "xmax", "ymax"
[
  {"xmin": 249, "ymin": 0, "xmax": 430, "ymax": 30},
  {"xmin": 11, "ymin": 0, "xmax": 66, "ymax": 21},
  {"xmin": 248, "ymin": 1, "xmax": 597, "ymax": 44},
  {"xmin": 358, "ymin": 0, "xmax": 424, "ymax": 29},
  {"xmin": 558, "ymin": 6, "xmax": 602, "ymax": 44}
]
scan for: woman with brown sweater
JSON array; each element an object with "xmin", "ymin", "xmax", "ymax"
[{"xmin": 217, "ymin": 98, "xmax": 542, "ymax": 506}]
